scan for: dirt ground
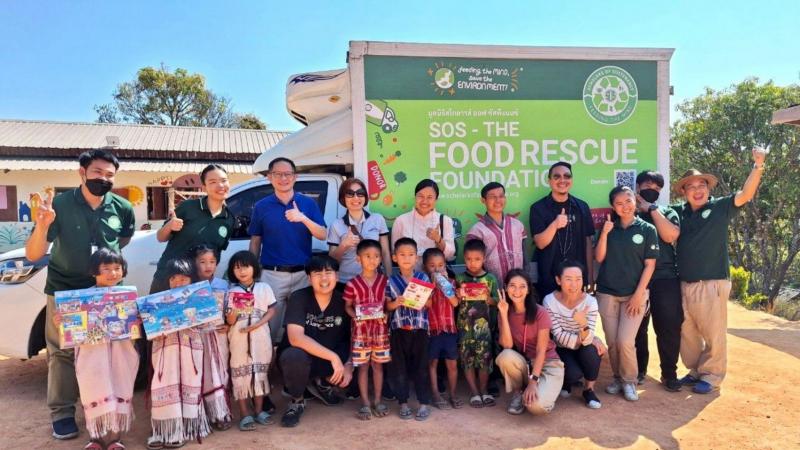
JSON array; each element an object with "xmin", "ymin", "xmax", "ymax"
[{"xmin": 1, "ymin": 302, "xmax": 798, "ymax": 450}]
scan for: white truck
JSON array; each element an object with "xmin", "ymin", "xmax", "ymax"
[{"xmin": 0, "ymin": 41, "xmax": 673, "ymax": 359}]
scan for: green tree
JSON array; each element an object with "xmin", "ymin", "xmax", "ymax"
[
  {"xmin": 235, "ymin": 113, "xmax": 267, "ymax": 129},
  {"xmin": 94, "ymin": 64, "xmax": 264, "ymax": 128},
  {"xmin": 672, "ymin": 78, "xmax": 800, "ymax": 310}
]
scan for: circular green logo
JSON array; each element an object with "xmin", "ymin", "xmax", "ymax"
[
  {"xmin": 218, "ymin": 225, "xmax": 228, "ymax": 238},
  {"xmin": 701, "ymin": 209, "xmax": 711, "ymax": 219},
  {"xmin": 632, "ymin": 234, "xmax": 644, "ymax": 244},
  {"xmin": 107, "ymin": 215, "xmax": 121, "ymax": 231},
  {"xmin": 583, "ymin": 66, "xmax": 638, "ymax": 125},
  {"xmin": 434, "ymin": 68, "xmax": 455, "ymax": 89}
]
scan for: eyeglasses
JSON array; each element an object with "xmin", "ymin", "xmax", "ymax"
[
  {"xmin": 269, "ymin": 171, "xmax": 295, "ymax": 179},
  {"xmin": 550, "ymin": 173, "xmax": 573, "ymax": 180},
  {"xmin": 345, "ymin": 189, "xmax": 368, "ymax": 198}
]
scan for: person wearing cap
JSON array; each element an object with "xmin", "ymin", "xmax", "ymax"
[
  {"xmin": 632, "ymin": 170, "xmax": 683, "ymax": 392},
  {"xmin": 672, "ymin": 148, "xmax": 766, "ymax": 394},
  {"xmin": 529, "ymin": 162, "xmax": 596, "ymax": 297},
  {"xmin": 248, "ymin": 157, "xmax": 327, "ymax": 345}
]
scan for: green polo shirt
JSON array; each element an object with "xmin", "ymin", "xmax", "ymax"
[
  {"xmin": 43, "ymin": 188, "xmax": 135, "ymax": 295},
  {"xmin": 638, "ymin": 205, "xmax": 680, "ymax": 281},
  {"xmin": 153, "ymin": 197, "xmax": 236, "ymax": 281},
  {"xmin": 596, "ymin": 217, "xmax": 660, "ymax": 297},
  {"xmin": 674, "ymin": 195, "xmax": 740, "ymax": 282}
]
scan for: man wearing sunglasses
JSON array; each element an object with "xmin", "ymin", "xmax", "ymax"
[
  {"xmin": 529, "ymin": 162, "xmax": 595, "ymax": 298},
  {"xmin": 249, "ymin": 157, "xmax": 327, "ymax": 347}
]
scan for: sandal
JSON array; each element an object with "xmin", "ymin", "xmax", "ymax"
[
  {"xmin": 469, "ymin": 395, "xmax": 484, "ymax": 408},
  {"xmin": 255, "ymin": 411, "xmax": 274, "ymax": 425},
  {"xmin": 84, "ymin": 440, "xmax": 104, "ymax": 450},
  {"xmin": 107, "ymin": 441, "xmax": 126, "ymax": 450},
  {"xmin": 399, "ymin": 404, "xmax": 413, "ymax": 420},
  {"xmin": 482, "ymin": 394, "xmax": 496, "ymax": 407},
  {"xmin": 415, "ymin": 405, "xmax": 431, "ymax": 421},
  {"xmin": 356, "ymin": 405, "xmax": 372, "ymax": 421},
  {"xmin": 213, "ymin": 420, "xmax": 232, "ymax": 431},
  {"xmin": 433, "ymin": 397, "xmax": 451, "ymax": 410},
  {"xmin": 449, "ymin": 396, "xmax": 464, "ymax": 409},
  {"xmin": 372, "ymin": 403, "xmax": 389, "ymax": 418},
  {"xmin": 238, "ymin": 415, "xmax": 257, "ymax": 431},
  {"xmin": 146, "ymin": 436, "xmax": 164, "ymax": 450},
  {"xmin": 164, "ymin": 441, "xmax": 185, "ymax": 449}
]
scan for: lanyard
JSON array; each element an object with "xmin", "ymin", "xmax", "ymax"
[{"xmin": 522, "ymin": 321, "xmax": 530, "ymax": 355}]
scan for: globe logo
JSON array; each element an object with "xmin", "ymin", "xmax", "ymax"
[{"xmin": 434, "ymin": 68, "xmax": 454, "ymax": 89}]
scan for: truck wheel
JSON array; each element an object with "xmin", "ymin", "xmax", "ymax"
[{"xmin": 27, "ymin": 308, "xmax": 47, "ymax": 359}]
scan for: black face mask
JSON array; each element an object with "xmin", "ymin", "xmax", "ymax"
[
  {"xmin": 85, "ymin": 178, "xmax": 113, "ymax": 197},
  {"xmin": 639, "ymin": 188, "xmax": 660, "ymax": 204}
]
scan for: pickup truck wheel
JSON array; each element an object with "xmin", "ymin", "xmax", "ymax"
[{"xmin": 27, "ymin": 308, "xmax": 46, "ymax": 359}]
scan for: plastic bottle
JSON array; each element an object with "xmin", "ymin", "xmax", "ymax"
[{"xmin": 434, "ymin": 272, "xmax": 456, "ymax": 297}]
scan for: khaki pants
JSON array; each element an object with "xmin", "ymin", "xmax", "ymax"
[
  {"xmin": 597, "ymin": 292, "xmax": 648, "ymax": 383},
  {"xmin": 45, "ymin": 295, "xmax": 79, "ymax": 421},
  {"xmin": 495, "ymin": 349, "xmax": 564, "ymax": 415},
  {"xmin": 680, "ymin": 279, "xmax": 731, "ymax": 387},
  {"xmin": 261, "ymin": 270, "xmax": 310, "ymax": 344}
]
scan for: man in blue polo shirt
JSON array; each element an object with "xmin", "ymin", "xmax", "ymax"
[{"xmin": 249, "ymin": 157, "xmax": 327, "ymax": 345}]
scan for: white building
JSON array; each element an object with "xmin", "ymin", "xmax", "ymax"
[{"xmin": 0, "ymin": 119, "xmax": 288, "ymax": 253}]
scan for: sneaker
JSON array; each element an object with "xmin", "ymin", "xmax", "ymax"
[
  {"xmin": 605, "ymin": 378, "xmax": 623, "ymax": 395},
  {"xmin": 345, "ymin": 383, "xmax": 361, "ymax": 400},
  {"xmin": 262, "ymin": 395, "xmax": 276, "ymax": 414},
  {"xmin": 280, "ymin": 400, "xmax": 306, "ymax": 428},
  {"xmin": 507, "ymin": 392, "xmax": 524, "ymax": 415},
  {"xmin": 692, "ymin": 380, "xmax": 717, "ymax": 394},
  {"xmin": 637, "ymin": 372, "xmax": 646, "ymax": 385},
  {"xmin": 582, "ymin": 389, "xmax": 602, "ymax": 409},
  {"xmin": 307, "ymin": 378, "xmax": 343, "ymax": 406},
  {"xmin": 623, "ymin": 382, "xmax": 639, "ymax": 401},
  {"xmin": 559, "ymin": 389, "xmax": 571, "ymax": 399},
  {"xmin": 662, "ymin": 377, "xmax": 682, "ymax": 392},
  {"xmin": 679, "ymin": 374, "xmax": 700, "ymax": 386},
  {"xmin": 52, "ymin": 417, "xmax": 79, "ymax": 440}
]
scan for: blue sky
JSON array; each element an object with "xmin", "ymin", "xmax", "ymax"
[{"xmin": 1, "ymin": 0, "xmax": 798, "ymax": 132}]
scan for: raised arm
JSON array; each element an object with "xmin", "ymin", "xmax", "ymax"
[{"xmin": 734, "ymin": 148, "xmax": 766, "ymax": 207}]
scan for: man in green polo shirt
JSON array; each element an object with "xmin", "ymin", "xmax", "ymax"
[
  {"xmin": 25, "ymin": 150, "xmax": 135, "ymax": 440},
  {"xmin": 673, "ymin": 148, "xmax": 766, "ymax": 394}
]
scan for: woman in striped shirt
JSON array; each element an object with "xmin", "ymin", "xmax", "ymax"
[{"xmin": 542, "ymin": 260, "xmax": 606, "ymax": 409}]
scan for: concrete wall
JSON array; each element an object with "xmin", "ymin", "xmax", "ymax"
[{"xmin": 0, "ymin": 169, "xmax": 254, "ymax": 254}]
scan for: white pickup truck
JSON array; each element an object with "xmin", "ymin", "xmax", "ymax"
[{"xmin": 0, "ymin": 174, "xmax": 344, "ymax": 359}]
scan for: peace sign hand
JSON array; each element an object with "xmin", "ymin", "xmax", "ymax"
[
  {"xmin": 34, "ymin": 190, "xmax": 56, "ymax": 227},
  {"xmin": 285, "ymin": 201, "xmax": 308, "ymax": 223},
  {"xmin": 497, "ymin": 288, "xmax": 509, "ymax": 316}
]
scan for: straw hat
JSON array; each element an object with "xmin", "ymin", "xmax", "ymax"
[{"xmin": 673, "ymin": 169, "xmax": 718, "ymax": 194}]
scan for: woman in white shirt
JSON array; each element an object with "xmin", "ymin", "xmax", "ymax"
[
  {"xmin": 542, "ymin": 260, "xmax": 606, "ymax": 409},
  {"xmin": 390, "ymin": 179, "xmax": 455, "ymax": 269}
]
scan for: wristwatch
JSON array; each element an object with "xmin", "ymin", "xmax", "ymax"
[
  {"xmin": 648, "ymin": 204, "xmax": 658, "ymax": 212},
  {"xmin": 529, "ymin": 373, "xmax": 539, "ymax": 382}
]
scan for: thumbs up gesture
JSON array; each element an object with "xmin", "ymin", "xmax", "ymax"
[
  {"xmin": 601, "ymin": 214, "xmax": 614, "ymax": 235},
  {"xmin": 285, "ymin": 200, "xmax": 307, "ymax": 223},
  {"xmin": 166, "ymin": 210, "xmax": 184, "ymax": 232},
  {"xmin": 572, "ymin": 304, "xmax": 590, "ymax": 328},
  {"xmin": 554, "ymin": 207, "xmax": 569, "ymax": 229}
]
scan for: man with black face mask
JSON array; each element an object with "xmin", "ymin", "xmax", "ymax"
[
  {"xmin": 633, "ymin": 170, "xmax": 683, "ymax": 392},
  {"xmin": 25, "ymin": 150, "xmax": 135, "ymax": 441}
]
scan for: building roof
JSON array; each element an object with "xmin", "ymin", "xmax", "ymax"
[
  {"xmin": 0, "ymin": 119, "xmax": 291, "ymax": 163},
  {"xmin": 1, "ymin": 158, "xmax": 255, "ymax": 174}
]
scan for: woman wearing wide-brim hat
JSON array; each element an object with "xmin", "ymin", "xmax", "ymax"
[{"xmin": 672, "ymin": 148, "xmax": 767, "ymax": 395}]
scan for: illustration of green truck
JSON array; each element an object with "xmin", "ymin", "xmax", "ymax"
[{"xmin": 365, "ymin": 99, "xmax": 399, "ymax": 133}]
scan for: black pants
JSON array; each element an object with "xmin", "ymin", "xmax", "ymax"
[
  {"xmin": 279, "ymin": 346, "xmax": 350, "ymax": 399},
  {"xmin": 635, "ymin": 277, "xmax": 683, "ymax": 380},
  {"xmin": 387, "ymin": 329, "xmax": 431, "ymax": 405},
  {"xmin": 635, "ymin": 311, "xmax": 651, "ymax": 377},
  {"xmin": 556, "ymin": 344, "xmax": 601, "ymax": 386}
]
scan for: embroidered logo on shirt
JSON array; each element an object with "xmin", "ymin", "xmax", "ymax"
[
  {"xmin": 701, "ymin": 209, "xmax": 711, "ymax": 219},
  {"xmin": 218, "ymin": 226, "xmax": 228, "ymax": 238},
  {"xmin": 107, "ymin": 215, "xmax": 121, "ymax": 231},
  {"xmin": 632, "ymin": 234, "xmax": 644, "ymax": 244}
]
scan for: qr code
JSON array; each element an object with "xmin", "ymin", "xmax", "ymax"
[{"xmin": 615, "ymin": 170, "xmax": 636, "ymax": 190}]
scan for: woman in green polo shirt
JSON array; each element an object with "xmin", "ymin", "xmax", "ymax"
[
  {"xmin": 150, "ymin": 164, "xmax": 236, "ymax": 294},
  {"xmin": 595, "ymin": 186, "xmax": 658, "ymax": 402}
]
